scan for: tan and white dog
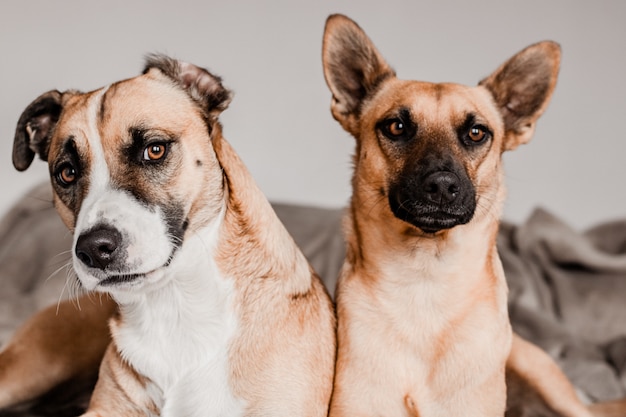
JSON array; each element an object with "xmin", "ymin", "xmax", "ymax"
[
  {"xmin": 322, "ymin": 14, "xmax": 623, "ymax": 417},
  {"xmin": 4, "ymin": 55, "xmax": 336, "ymax": 416}
]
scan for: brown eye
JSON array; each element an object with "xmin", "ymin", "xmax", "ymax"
[
  {"xmin": 388, "ymin": 120, "xmax": 405, "ymax": 136},
  {"xmin": 378, "ymin": 111, "xmax": 415, "ymax": 142},
  {"xmin": 467, "ymin": 125, "xmax": 489, "ymax": 144},
  {"xmin": 382, "ymin": 118, "xmax": 408, "ymax": 140},
  {"xmin": 56, "ymin": 164, "xmax": 77, "ymax": 186},
  {"xmin": 143, "ymin": 143, "xmax": 167, "ymax": 161}
]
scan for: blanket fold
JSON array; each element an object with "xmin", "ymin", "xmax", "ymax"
[{"xmin": 500, "ymin": 208, "xmax": 626, "ymax": 401}]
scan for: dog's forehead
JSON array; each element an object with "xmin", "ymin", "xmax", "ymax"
[
  {"xmin": 368, "ymin": 79, "xmax": 501, "ymax": 127},
  {"xmin": 100, "ymin": 74, "xmax": 199, "ymax": 123},
  {"xmin": 52, "ymin": 73, "xmax": 204, "ymax": 149}
]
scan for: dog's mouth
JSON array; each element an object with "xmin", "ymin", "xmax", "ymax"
[
  {"xmin": 92, "ymin": 252, "xmax": 176, "ymax": 288},
  {"xmin": 390, "ymin": 200, "xmax": 474, "ymax": 234},
  {"xmin": 98, "ymin": 272, "xmax": 147, "ymax": 287},
  {"xmin": 73, "ymin": 265, "xmax": 170, "ymax": 295}
]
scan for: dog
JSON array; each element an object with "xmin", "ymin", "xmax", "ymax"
[
  {"xmin": 4, "ymin": 55, "xmax": 336, "ymax": 416},
  {"xmin": 322, "ymin": 14, "xmax": 624, "ymax": 417}
]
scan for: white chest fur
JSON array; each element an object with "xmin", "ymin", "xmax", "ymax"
[{"xmin": 111, "ymin": 222, "xmax": 246, "ymax": 417}]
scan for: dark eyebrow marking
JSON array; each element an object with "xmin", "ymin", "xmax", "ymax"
[
  {"xmin": 56, "ymin": 136, "xmax": 79, "ymax": 162},
  {"xmin": 457, "ymin": 113, "xmax": 477, "ymax": 136},
  {"xmin": 54, "ymin": 136, "xmax": 83, "ymax": 174},
  {"xmin": 126, "ymin": 127, "xmax": 149, "ymax": 164},
  {"xmin": 130, "ymin": 126, "xmax": 147, "ymax": 145},
  {"xmin": 64, "ymin": 136, "xmax": 78, "ymax": 153},
  {"xmin": 125, "ymin": 126, "xmax": 177, "ymax": 165},
  {"xmin": 456, "ymin": 112, "xmax": 492, "ymax": 136},
  {"xmin": 398, "ymin": 107, "xmax": 413, "ymax": 124},
  {"xmin": 128, "ymin": 126, "xmax": 177, "ymax": 146}
]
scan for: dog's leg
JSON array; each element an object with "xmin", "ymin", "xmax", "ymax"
[
  {"xmin": 506, "ymin": 333, "xmax": 593, "ymax": 417},
  {"xmin": 588, "ymin": 398, "xmax": 626, "ymax": 417},
  {"xmin": 0, "ymin": 294, "xmax": 115, "ymax": 409}
]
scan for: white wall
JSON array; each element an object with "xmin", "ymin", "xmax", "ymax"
[{"xmin": 1, "ymin": 0, "xmax": 624, "ymax": 229}]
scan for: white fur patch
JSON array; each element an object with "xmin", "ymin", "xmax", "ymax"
[{"xmin": 114, "ymin": 215, "xmax": 245, "ymax": 415}]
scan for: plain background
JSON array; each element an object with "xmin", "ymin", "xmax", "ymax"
[{"xmin": 1, "ymin": 0, "xmax": 624, "ymax": 230}]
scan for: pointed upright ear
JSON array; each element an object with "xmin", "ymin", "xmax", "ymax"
[
  {"xmin": 13, "ymin": 90, "xmax": 64, "ymax": 171},
  {"xmin": 479, "ymin": 41, "xmax": 561, "ymax": 152},
  {"xmin": 144, "ymin": 54, "xmax": 232, "ymax": 120},
  {"xmin": 322, "ymin": 14, "xmax": 396, "ymax": 134}
]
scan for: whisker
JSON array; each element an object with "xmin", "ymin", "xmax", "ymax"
[
  {"xmin": 66, "ymin": 268, "xmax": 85, "ymax": 310},
  {"xmin": 55, "ymin": 266, "xmax": 70, "ymax": 314},
  {"xmin": 46, "ymin": 257, "xmax": 73, "ymax": 283}
]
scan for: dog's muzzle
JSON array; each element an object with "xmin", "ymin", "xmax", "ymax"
[
  {"xmin": 70, "ymin": 187, "xmax": 185, "ymax": 292},
  {"xmin": 388, "ymin": 167, "xmax": 476, "ymax": 234}
]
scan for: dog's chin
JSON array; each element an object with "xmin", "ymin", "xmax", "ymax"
[
  {"xmin": 390, "ymin": 203, "xmax": 474, "ymax": 235},
  {"xmin": 75, "ymin": 265, "xmax": 167, "ymax": 294}
]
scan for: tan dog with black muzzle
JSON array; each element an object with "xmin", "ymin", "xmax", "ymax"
[
  {"xmin": 2, "ymin": 56, "xmax": 335, "ymax": 416},
  {"xmin": 322, "ymin": 14, "xmax": 624, "ymax": 417}
]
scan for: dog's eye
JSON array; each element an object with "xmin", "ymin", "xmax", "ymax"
[
  {"xmin": 381, "ymin": 118, "xmax": 409, "ymax": 140},
  {"xmin": 387, "ymin": 120, "xmax": 405, "ymax": 137},
  {"xmin": 143, "ymin": 143, "xmax": 168, "ymax": 162},
  {"xmin": 377, "ymin": 110, "xmax": 415, "ymax": 142},
  {"xmin": 465, "ymin": 125, "xmax": 490, "ymax": 145},
  {"xmin": 56, "ymin": 164, "xmax": 78, "ymax": 187},
  {"xmin": 468, "ymin": 127, "xmax": 486, "ymax": 142}
]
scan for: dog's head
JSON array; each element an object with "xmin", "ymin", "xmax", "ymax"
[
  {"xmin": 322, "ymin": 14, "xmax": 560, "ymax": 235},
  {"xmin": 13, "ymin": 56, "xmax": 232, "ymax": 293}
]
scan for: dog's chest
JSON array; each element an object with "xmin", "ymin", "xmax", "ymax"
[
  {"xmin": 339, "ymin": 242, "xmax": 511, "ymax": 415},
  {"xmin": 112, "ymin": 236, "xmax": 246, "ymax": 416}
]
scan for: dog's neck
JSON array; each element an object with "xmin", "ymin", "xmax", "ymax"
[
  {"xmin": 344, "ymin": 180, "xmax": 506, "ymax": 290},
  {"xmin": 211, "ymin": 132, "xmax": 313, "ymax": 297}
]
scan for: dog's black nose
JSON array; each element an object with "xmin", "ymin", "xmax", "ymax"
[
  {"xmin": 75, "ymin": 226, "xmax": 122, "ymax": 270},
  {"xmin": 423, "ymin": 171, "xmax": 460, "ymax": 204}
]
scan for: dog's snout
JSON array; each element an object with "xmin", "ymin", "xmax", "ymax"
[
  {"xmin": 423, "ymin": 171, "xmax": 460, "ymax": 204},
  {"xmin": 75, "ymin": 226, "xmax": 122, "ymax": 270}
]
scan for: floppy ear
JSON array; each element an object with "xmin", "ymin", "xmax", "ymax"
[
  {"xmin": 13, "ymin": 90, "xmax": 64, "ymax": 171},
  {"xmin": 322, "ymin": 14, "xmax": 395, "ymax": 134},
  {"xmin": 479, "ymin": 41, "xmax": 561, "ymax": 152},
  {"xmin": 144, "ymin": 54, "xmax": 232, "ymax": 121}
]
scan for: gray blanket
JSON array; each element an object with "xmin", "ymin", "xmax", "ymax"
[{"xmin": 0, "ymin": 184, "xmax": 624, "ymax": 415}]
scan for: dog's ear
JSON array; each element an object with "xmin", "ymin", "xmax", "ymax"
[
  {"xmin": 322, "ymin": 14, "xmax": 395, "ymax": 134},
  {"xmin": 13, "ymin": 90, "xmax": 64, "ymax": 171},
  {"xmin": 479, "ymin": 41, "xmax": 561, "ymax": 152},
  {"xmin": 144, "ymin": 54, "xmax": 232, "ymax": 120}
]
